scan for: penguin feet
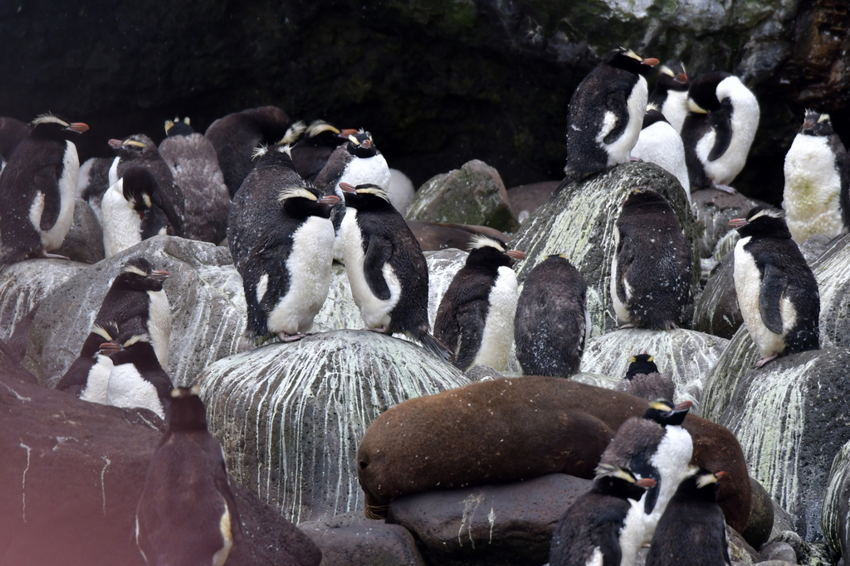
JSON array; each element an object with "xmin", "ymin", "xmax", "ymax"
[
  {"xmin": 629, "ymin": 156, "xmax": 643, "ymax": 162},
  {"xmin": 618, "ymin": 323, "xmax": 636, "ymax": 330},
  {"xmin": 713, "ymin": 183, "xmax": 738, "ymax": 194},
  {"xmin": 40, "ymin": 250, "xmax": 70, "ymax": 260},
  {"xmin": 755, "ymin": 353, "xmax": 779, "ymax": 368},
  {"xmin": 279, "ymin": 332, "xmax": 306, "ymax": 343}
]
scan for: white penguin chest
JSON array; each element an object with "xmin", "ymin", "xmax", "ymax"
[
  {"xmin": 662, "ymin": 90, "xmax": 689, "ymax": 133},
  {"xmin": 598, "ymin": 76, "xmax": 648, "ymax": 166},
  {"xmin": 631, "ymin": 121, "xmax": 690, "ymax": 197},
  {"xmin": 266, "ymin": 215, "xmax": 335, "ymax": 335},
  {"xmin": 700, "ymin": 78, "xmax": 760, "ymax": 185},
  {"xmin": 106, "ymin": 363, "xmax": 165, "ymax": 419},
  {"xmin": 101, "ymin": 179, "xmax": 143, "ymax": 258},
  {"xmin": 147, "ymin": 289, "xmax": 171, "ymax": 371},
  {"xmin": 472, "ymin": 266, "xmax": 519, "ymax": 371},
  {"xmin": 647, "ymin": 426, "xmax": 693, "ymax": 523},
  {"xmin": 79, "ymin": 355, "xmax": 114, "ymax": 405},
  {"xmin": 339, "ymin": 154, "xmax": 391, "ymax": 190},
  {"xmin": 35, "ymin": 140, "xmax": 79, "ymax": 250},
  {"xmin": 610, "ymin": 228, "xmax": 632, "ymax": 324},
  {"xmin": 783, "ymin": 134, "xmax": 843, "ymax": 243}
]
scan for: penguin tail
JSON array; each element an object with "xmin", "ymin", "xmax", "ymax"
[
  {"xmin": 554, "ymin": 170, "xmax": 577, "ymax": 195},
  {"xmin": 409, "ymin": 329, "xmax": 453, "ymax": 362}
]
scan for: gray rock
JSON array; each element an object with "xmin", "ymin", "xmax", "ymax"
[
  {"xmin": 196, "ymin": 330, "xmax": 470, "ymax": 524},
  {"xmin": 298, "ymin": 512, "xmax": 426, "ymax": 566},
  {"xmin": 570, "ymin": 372, "xmax": 621, "ymax": 390},
  {"xmin": 822, "ymin": 438, "xmax": 850, "ymax": 558},
  {"xmin": 405, "ymin": 160, "xmax": 520, "ymax": 234},
  {"xmin": 744, "ymin": 476, "xmax": 775, "ymax": 550},
  {"xmin": 506, "ymin": 181, "xmax": 558, "ymax": 222},
  {"xmin": 22, "ymin": 235, "xmax": 250, "ymax": 387},
  {"xmin": 759, "ymin": 542, "xmax": 798, "ymax": 564},
  {"xmin": 690, "ymin": 189, "xmax": 764, "ymax": 259},
  {"xmin": 579, "ymin": 328, "xmax": 728, "ymax": 414},
  {"xmin": 728, "ymin": 524, "xmax": 759, "ymax": 564},
  {"xmin": 798, "ymin": 233, "xmax": 835, "ymax": 265},
  {"xmin": 693, "ymin": 252, "xmax": 742, "ymax": 339},
  {"xmin": 386, "ymin": 473, "xmax": 591, "ymax": 566},
  {"xmin": 55, "ymin": 197, "xmax": 105, "ymax": 264},
  {"xmin": 811, "ymin": 233, "xmax": 850, "ymax": 349},
  {"xmin": 770, "ymin": 502, "xmax": 797, "ymax": 542},
  {"xmin": 512, "ymin": 161, "xmax": 700, "ymax": 337}
]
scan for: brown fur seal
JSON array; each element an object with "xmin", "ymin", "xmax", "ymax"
[{"xmin": 356, "ymin": 376, "xmax": 751, "ymax": 532}]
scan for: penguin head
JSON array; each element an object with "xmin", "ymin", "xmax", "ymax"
[
  {"xmin": 643, "ymin": 400, "xmax": 693, "ymax": 426},
  {"xmin": 608, "ymin": 47, "xmax": 659, "ymax": 77},
  {"xmin": 729, "ymin": 206, "xmax": 791, "ymax": 240},
  {"xmin": 642, "ymin": 103, "xmax": 670, "ymax": 129},
  {"xmin": 168, "ymin": 386, "xmax": 209, "ymax": 432},
  {"xmin": 30, "ymin": 114, "xmax": 89, "ymax": 139},
  {"xmin": 678, "ymin": 465, "xmax": 727, "ymax": 501},
  {"xmin": 294, "ymin": 120, "xmax": 356, "ymax": 149},
  {"xmin": 466, "ymin": 235, "xmax": 525, "ymax": 268},
  {"xmin": 621, "ymin": 187, "xmax": 670, "ymax": 211},
  {"xmin": 339, "ymin": 182, "xmax": 393, "ymax": 210},
  {"xmin": 345, "ymin": 130, "xmax": 379, "ymax": 158},
  {"xmin": 278, "ymin": 120, "xmax": 307, "ymax": 145},
  {"xmin": 277, "ymin": 184, "xmax": 340, "ymax": 218},
  {"xmin": 686, "ymin": 71, "xmax": 732, "ymax": 114},
  {"xmin": 799, "ymin": 110, "xmax": 834, "ymax": 137},
  {"xmin": 118, "ymin": 257, "xmax": 169, "ymax": 291},
  {"xmin": 120, "ymin": 166, "xmax": 161, "ymax": 216},
  {"xmin": 109, "ymin": 134, "xmax": 157, "ymax": 160},
  {"xmin": 625, "ymin": 353, "xmax": 658, "ymax": 380},
  {"xmin": 164, "ymin": 117, "xmax": 194, "ymax": 137},
  {"xmin": 593, "ymin": 463, "xmax": 657, "ymax": 500},
  {"xmin": 656, "ymin": 63, "xmax": 689, "ymax": 92}
]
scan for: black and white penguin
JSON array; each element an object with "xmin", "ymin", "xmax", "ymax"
[
  {"xmin": 648, "ymin": 63, "xmax": 689, "ymax": 133},
  {"xmin": 108, "ymin": 134, "xmax": 185, "ymax": 236},
  {"xmin": 0, "ymin": 114, "xmax": 88, "ymax": 266},
  {"xmin": 101, "ymin": 166, "xmax": 171, "ymax": 258},
  {"xmin": 729, "ymin": 206, "xmax": 820, "ymax": 367},
  {"xmin": 227, "ymin": 143, "xmax": 339, "ymax": 344},
  {"xmin": 205, "ymin": 105, "xmax": 293, "ymax": 197},
  {"xmin": 55, "ymin": 323, "xmax": 120, "ymax": 396},
  {"xmin": 103, "ymin": 332, "xmax": 174, "ymax": 419},
  {"xmin": 158, "ymin": 117, "xmax": 231, "ymax": 244},
  {"xmin": 549, "ymin": 464, "xmax": 656, "ymax": 566},
  {"xmin": 600, "ymin": 400, "xmax": 695, "ymax": 566},
  {"xmin": 136, "ymin": 386, "xmax": 241, "ymax": 566},
  {"xmin": 616, "ymin": 353, "xmax": 676, "ymax": 402},
  {"xmin": 783, "ymin": 110, "xmax": 847, "ymax": 244},
  {"xmin": 559, "ymin": 47, "xmax": 659, "ymax": 191},
  {"xmin": 611, "ymin": 188, "xmax": 692, "ymax": 330},
  {"xmin": 630, "ymin": 105, "xmax": 690, "ymax": 198},
  {"xmin": 338, "ymin": 182, "xmax": 451, "ymax": 360},
  {"xmin": 433, "ymin": 235, "xmax": 524, "ymax": 371},
  {"xmin": 645, "ymin": 467, "xmax": 732, "ymax": 566},
  {"xmin": 514, "ymin": 254, "xmax": 589, "ymax": 377},
  {"xmin": 681, "ymin": 72, "xmax": 760, "ymax": 193},
  {"xmin": 291, "ymin": 120, "xmax": 357, "ymax": 184},
  {"xmin": 77, "ymin": 156, "xmax": 116, "ymax": 221}
]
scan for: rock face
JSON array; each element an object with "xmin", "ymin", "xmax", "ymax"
[
  {"xmin": 387, "ymin": 473, "xmax": 592, "ymax": 566},
  {"xmin": 512, "ymin": 162, "xmax": 700, "ymax": 337},
  {"xmin": 405, "ymin": 160, "xmax": 519, "ymax": 233},
  {"xmin": 693, "ymin": 252, "xmax": 743, "ymax": 339},
  {"xmin": 822, "ymin": 439, "xmax": 850, "ymax": 559},
  {"xmin": 55, "ymin": 197, "xmax": 105, "ymax": 264},
  {"xmin": 196, "ymin": 330, "xmax": 470, "ymax": 524},
  {"xmin": 690, "ymin": 189, "xmax": 764, "ymax": 259}
]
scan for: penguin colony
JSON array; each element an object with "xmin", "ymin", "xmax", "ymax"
[{"xmin": 0, "ymin": 40, "xmax": 837, "ymax": 565}]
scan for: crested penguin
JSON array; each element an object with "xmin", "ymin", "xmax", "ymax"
[
  {"xmin": 783, "ymin": 110, "xmax": 847, "ymax": 244},
  {"xmin": 76, "ymin": 339, "xmax": 122, "ymax": 407},
  {"xmin": 648, "ymin": 63, "xmax": 689, "ymax": 133},
  {"xmin": 616, "ymin": 353, "xmax": 676, "ymax": 402},
  {"xmin": 205, "ymin": 105, "xmax": 292, "ymax": 197},
  {"xmin": 645, "ymin": 467, "xmax": 732, "ymax": 566},
  {"xmin": 549, "ymin": 464, "xmax": 656, "ymax": 566},
  {"xmin": 730, "ymin": 206, "xmax": 820, "ymax": 367},
  {"xmin": 158, "ymin": 117, "xmax": 231, "ymax": 244},
  {"xmin": 136, "ymin": 386, "xmax": 241, "ymax": 566},
  {"xmin": 630, "ymin": 105, "xmax": 691, "ymax": 199},
  {"xmin": 108, "ymin": 134, "xmax": 185, "ymax": 236},
  {"xmin": 681, "ymin": 72, "xmax": 760, "ymax": 193},
  {"xmin": 338, "ymin": 182, "xmax": 451, "ymax": 360},
  {"xmin": 514, "ymin": 254, "xmax": 589, "ymax": 377},
  {"xmin": 433, "ymin": 235, "xmax": 524, "ymax": 371},
  {"xmin": 0, "ymin": 114, "xmax": 88, "ymax": 267},
  {"xmin": 101, "ymin": 166, "xmax": 171, "ymax": 258},
  {"xmin": 104, "ymin": 332, "xmax": 174, "ymax": 419},
  {"xmin": 559, "ymin": 47, "xmax": 659, "ymax": 191},
  {"xmin": 55, "ymin": 322, "xmax": 120, "ymax": 396},
  {"xmin": 291, "ymin": 119, "xmax": 356, "ymax": 183},
  {"xmin": 600, "ymin": 400, "xmax": 695, "ymax": 566},
  {"xmin": 611, "ymin": 188, "xmax": 692, "ymax": 330},
  {"xmin": 227, "ymin": 143, "xmax": 339, "ymax": 344}
]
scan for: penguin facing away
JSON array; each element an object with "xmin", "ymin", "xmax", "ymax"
[
  {"xmin": 645, "ymin": 467, "xmax": 732, "ymax": 566},
  {"xmin": 648, "ymin": 63, "xmax": 689, "ymax": 133},
  {"xmin": 729, "ymin": 206, "xmax": 820, "ymax": 367},
  {"xmin": 339, "ymin": 182, "xmax": 451, "ymax": 360},
  {"xmin": 514, "ymin": 254, "xmax": 589, "ymax": 377},
  {"xmin": 0, "ymin": 114, "xmax": 88, "ymax": 266},
  {"xmin": 616, "ymin": 353, "xmax": 676, "ymax": 402},
  {"xmin": 549, "ymin": 464, "xmax": 656, "ymax": 566},
  {"xmin": 136, "ymin": 386, "xmax": 241, "ymax": 566},
  {"xmin": 227, "ymin": 142, "xmax": 339, "ymax": 344},
  {"xmin": 101, "ymin": 166, "xmax": 171, "ymax": 258},
  {"xmin": 433, "ymin": 235, "xmax": 525, "ymax": 372},
  {"xmin": 630, "ymin": 105, "xmax": 691, "ymax": 199},
  {"xmin": 610, "ymin": 188, "xmax": 692, "ymax": 330},
  {"xmin": 559, "ymin": 47, "xmax": 659, "ymax": 191},
  {"xmin": 782, "ymin": 110, "xmax": 847, "ymax": 244}
]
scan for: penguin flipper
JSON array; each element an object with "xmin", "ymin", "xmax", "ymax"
[
  {"xmin": 211, "ymin": 444, "xmax": 243, "ymax": 541},
  {"xmin": 453, "ymin": 299, "xmax": 489, "ymax": 370},
  {"xmin": 759, "ymin": 263, "xmax": 787, "ymax": 335},
  {"xmin": 33, "ymin": 167, "xmax": 61, "ymax": 230},
  {"xmin": 364, "ymin": 235, "xmax": 393, "ymax": 301},
  {"xmin": 591, "ymin": 526, "xmax": 623, "ymax": 566}
]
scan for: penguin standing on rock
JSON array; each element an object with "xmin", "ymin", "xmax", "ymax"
[
  {"xmin": 549, "ymin": 464, "xmax": 656, "ymax": 566},
  {"xmin": 339, "ymin": 182, "xmax": 451, "ymax": 360},
  {"xmin": 136, "ymin": 386, "xmax": 241, "ymax": 566},
  {"xmin": 433, "ymin": 236, "xmax": 524, "ymax": 372},
  {"xmin": 559, "ymin": 47, "xmax": 659, "ymax": 191},
  {"xmin": 630, "ymin": 105, "xmax": 690, "ymax": 198},
  {"xmin": 0, "ymin": 114, "xmax": 88, "ymax": 266},
  {"xmin": 730, "ymin": 206, "xmax": 820, "ymax": 367},
  {"xmin": 616, "ymin": 353, "xmax": 676, "ymax": 402},
  {"xmin": 158, "ymin": 117, "xmax": 231, "ymax": 244},
  {"xmin": 514, "ymin": 254, "xmax": 589, "ymax": 377},
  {"xmin": 611, "ymin": 188, "xmax": 692, "ymax": 330},
  {"xmin": 227, "ymin": 142, "xmax": 339, "ymax": 344},
  {"xmin": 648, "ymin": 64, "xmax": 689, "ymax": 133},
  {"xmin": 101, "ymin": 166, "xmax": 172, "ymax": 258},
  {"xmin": 783, "ymin": 110, "xmax": 846, "ymax": 244},
  {"xmin": 681, "ymin": 72, "xmax": 759, "ymax": 193},
  {"xmin": 646, "ymin": 467, "xmax": 732, "ymax": 566}
]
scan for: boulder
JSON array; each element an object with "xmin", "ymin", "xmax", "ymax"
[
  {"xmin": 693, "ymin": 252, "xmax": 743, "ymax": 340},
  {"xmin": 506, "ymin": 181, "xmax": 559, "ymax": 223},
  {"xmin": 822, "ymin": 438, "xmax": 850, "ymax": 558},
  {"xmin": 405, "ymin": 160, "xmax": 520, "ymax": 234},
  {"xmin": 407, "ymin": 221, "xmax": 511, "ymax": 252},
  {"xmin": 196, "ymin": 329, "xmax": 470, "ymax": 524},
  {"xmin": 744, "ymin": 476, "xmax": 776, "ymax": 550},
  {"xmin": 689, "ymin": 189, "xmax": 765, "ymax": 259},
  {"xmin": 811, "ymin": 233, "xmax": 850, "ymax": 349},
  {"xmin": 386, "ymin": 473, "xmax": 592, "ymax": 566},
  {"xmin": 511, "ymin": 161, "xmax": 700, "ymax": 337},
  {"xmin": 579, "ymin": 328, "xmax": 729, "ymax": 413},
  {"xmin": 55, "ymin": 197, "xmax": 105, "ymax": 264},
  {"xmin": 22, "ymin": 235, "xmax": 250, "ymax": 387},
  {"xmin": 758, "ymin": 542, "xmax": 798, "ymax": 564}
]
